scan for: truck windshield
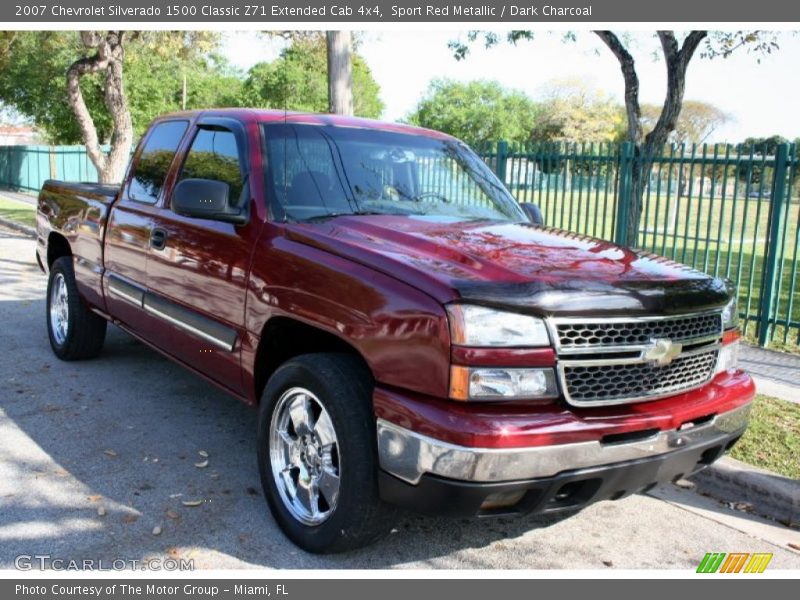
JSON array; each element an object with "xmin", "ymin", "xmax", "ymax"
[{"xmin": 262, "ymin": 123, "xmax": 526, "ymax": 223}]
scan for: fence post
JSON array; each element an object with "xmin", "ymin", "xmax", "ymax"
[
  {"xmin": 614, "ymin": 141, "xmax": 635, "ymax": 247},
  {"xmin": 496, "ymin": 140, "xmax": 509, "ymax": 185},
  {"xmin": 757, "ymin": 143, "xmax": 789, "ymax": 346}
]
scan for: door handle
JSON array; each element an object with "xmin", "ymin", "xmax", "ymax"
[{"xmin": 150, "ymin": 228, "xmax": 168, "ymax": 250}]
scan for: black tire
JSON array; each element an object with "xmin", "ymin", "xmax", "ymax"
[
  {"xmin": 257, "ymin": 352, "xmax": 397, "ymax": 553},
  {"xmin": 46, "ymin": 256, "xmax": 107, "ymax": 360}
]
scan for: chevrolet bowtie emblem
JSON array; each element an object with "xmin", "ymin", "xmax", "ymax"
[{"xmin": 643, "ymin": 338, "xmax": 683, "ymax": 366}]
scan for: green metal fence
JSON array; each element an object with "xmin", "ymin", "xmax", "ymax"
[
  {"xmin": 1, "ymin": 141, "xmax": 798, "ymax": 349},
  {"xmin": 0, "ymin": 145, "xmax": 103, "ymax": 193},
  {"xmin": 478, "ymin": 140, "xmax": 800, "ymax": 349}
]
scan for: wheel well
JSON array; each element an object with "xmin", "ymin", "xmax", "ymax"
[
  {"xmin": 47, "ymin": 233, "xmax": 71, "ymax": 267},
  {"xmin": 254, "ymin": 317, "xmax": 368, "ymax": 403}
]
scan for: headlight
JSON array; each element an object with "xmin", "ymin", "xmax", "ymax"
[
  {"xmin": 450, "ymin": 366, "xmax": 559, "ymax": 401},
  {"xmin": 446, "ymin": 304, "xmax": 550, "ymax": 347},
  {"xmin": 722, "ymin": 297, "xmax": 739, "ymax": 330}
]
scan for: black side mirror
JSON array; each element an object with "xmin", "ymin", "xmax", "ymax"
[
  {"xmin": 171, "ymin": 178, "xmax": 248, "ymax": 225},
  {"xmin": 520, "ymin": 202, "xmax": 544, "ymax": 225}
]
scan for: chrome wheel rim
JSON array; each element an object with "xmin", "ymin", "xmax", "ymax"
[
  {"xmin": 269, "ymin": 387, "xmax": 341, "ymax": 526},
  {"xmin": 49, "ymin": 273, "xmax": 69, "ymax": 346}
]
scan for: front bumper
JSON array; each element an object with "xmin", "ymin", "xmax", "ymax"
[{"xmin": 377, "ymin": 402, "xmax": 750, "ymax": 517}]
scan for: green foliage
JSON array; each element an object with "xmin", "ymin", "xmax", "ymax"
[
  {"xmin": 0, "ymin": 32, "xmax": 97, "ymax": 143},
  {"xmin": 738, "ymin": 135, "xmax": 790, "ymax": 155},
  {"xmin": 241, "ymin": 39, "xmax": 383, "ymax": 119},
  {"xmin": 406, "ymin": 79, "xmax": 538, "ymax": 146},
  {"xmin": 0, "ymin": 31, "xmax": 237, "ymax": 143},
  {"xmin": 736, "ymin": 135, "xmax": 790, "ymax": 183},
  {"xmin": 531, "ymin": 79, "xmax": 625, "ymax": 144}
]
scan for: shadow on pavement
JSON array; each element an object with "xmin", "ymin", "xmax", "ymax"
[{"xmin": 0, "ymin": 297, "xmax": 578, "ymax": 569}]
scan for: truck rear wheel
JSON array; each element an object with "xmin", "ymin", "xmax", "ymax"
[
  {"xmin": 257, "ymin": 353, "xmax": 397, "ymax": 553},
  {"xmin": 46, "ymin": 257, "xmax": 107, "ymax": 360}
]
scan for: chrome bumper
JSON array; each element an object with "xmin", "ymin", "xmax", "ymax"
[{"xmin": 377, "ymin": 403, "xmax": 750, "ymax": 484}]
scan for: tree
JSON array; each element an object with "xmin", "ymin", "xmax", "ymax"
[
  {"xmin": 407, "ymin": 79, "xmax": 539, "ymax": 146},
  {"xmin": 450, "ymin": 30, "xmax": 779, "ymax": 245},
  {"xmin": 241, "ymin": 37, "xmax": 383, "ymax": 118},
  {"xmin": 532, "ymin": 79, "xmax": 625, "ymax": 143},
  {"xmin": 736, "ymin": 135, "xmax": 790, "ymax": 184},
  {"xmin": 640, "ymin": 100, "xmax": 730, "ymax": 145},
  {"xmin": 0, "ymin": 31, "xmax": 224, "ymax": 183},
  {"xmin": 327, "ymin": 31, "xmax": 353, "ymax": 116},
  {"xmin": 65, "ymin": 31, "xmax": 132, "ymax": 184}
]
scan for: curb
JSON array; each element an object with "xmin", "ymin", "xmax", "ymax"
[
  {"xmin": 690, "ymin": 456, "xmax": 799, "ymax": 526},
  {"xmin": 0, "ymin": 216, "xmax": 36, "ymax": 238}
]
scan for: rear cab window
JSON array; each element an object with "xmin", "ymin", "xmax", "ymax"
[{"xmin": 128, "ymin": 120, "xmax": 189, "ymax": 204}]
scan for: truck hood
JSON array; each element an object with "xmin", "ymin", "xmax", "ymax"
[{"xmin": 287, "ymin": 215, "xmax": 731, "ymax": 316}]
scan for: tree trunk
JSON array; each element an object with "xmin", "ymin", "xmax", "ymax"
[
  {"xmin": 66, "ymin": 31, "xmax": 133, "ymax": 184},
  {"xmin": 595, "ymin": 30, "xmax": 707, "ymax": 246},
  {"xmin": 326, "ymin": 31, "xmax": 353, "ymax": 116}
]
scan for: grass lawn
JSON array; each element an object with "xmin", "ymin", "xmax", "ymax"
[
  {"xmin": 0, "ymin": 196, "xmax": 35, "ymax": 228},
  {"xmin": 729, "ymin": 394, "xmax": 800, "ymax": 479}
]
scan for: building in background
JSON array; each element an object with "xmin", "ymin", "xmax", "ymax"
[{"xmin": 0, "ymin": 125, "xmax": 43, "ymax": 145}]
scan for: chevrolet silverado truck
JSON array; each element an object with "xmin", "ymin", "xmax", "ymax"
[{"xmin": 36, "ymin": 110, "xmax": 753, "ymax": 553}]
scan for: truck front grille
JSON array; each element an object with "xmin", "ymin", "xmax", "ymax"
[
  {"xmin": 555, "ymin": 313, "xmax": 722, "ymax": 351},
  {"xmin": 562, "ymin": 348, "xmax": 719, "ymax": 404},
  {"xmin": 550, "ymin": 311, "xmax": 723, "ymax": 407}
]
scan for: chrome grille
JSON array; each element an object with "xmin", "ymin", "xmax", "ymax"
[
  {"xmin": 562, "ymin": 348, "xmax": 719, "ymax": 404},
  {"xmin": 551, "ymin": 311, "xmax": 724, "ymax": 406},
  {"xmin": 555, "ymin": 313, "xmax": 722, "ymax": 351}
]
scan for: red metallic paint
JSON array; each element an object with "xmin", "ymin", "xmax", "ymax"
[{"xmin": 450, "ymin": 346, "xmax": 556, "ymax": 367}]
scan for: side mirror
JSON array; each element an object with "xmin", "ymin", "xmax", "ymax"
[
  {"xmin": 171, "ymin": 178, "xmax": 248, "ymax": 225},
  {"xmin": 520, "ymin": 202, "xmax": 544, "ymax": 225}
]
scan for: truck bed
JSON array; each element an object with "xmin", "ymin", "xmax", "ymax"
[{"xmin": 36, "ymin": 179, "xmax": 121, "ymax": 310}]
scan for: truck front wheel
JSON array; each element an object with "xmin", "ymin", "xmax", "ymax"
[
  {"xmin": 46, "ymin": 257, "xmax": 107, "ymax": 360},
  {"xmin": 257, "ymin": 353, "xmax": 397, "ymax": 553}
]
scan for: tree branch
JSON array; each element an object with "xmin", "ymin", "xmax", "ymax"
[
  {"xmin": 645, "ymin": 31, "xmax": 708, "ymax": 149},
  {"xmin": 66, "ymin": 35, "xmax": 109, "ymax": 176},
  {"xmin": 594, "ymin": 31, "xmax": 643, "ymax": 144},
  {"xmin": 65, "ymin": 31, "xmax": 133, "ymax": 183}
]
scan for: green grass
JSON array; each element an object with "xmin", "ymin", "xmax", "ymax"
[
  {"xmin": 729, "ymin": 394, "xmax": 800, "ymax": 479},
  {"xmin": 0, "ymin": 196, "xmax": 35, "ymax": 227}
]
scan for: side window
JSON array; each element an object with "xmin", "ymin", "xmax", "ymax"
[
  {"xmin": 128, "ymin": 120, "xmax": 188, "ymax": 204},
  {"xmin": 178, "ymin": 128, "xmax": 244, "ymax": 205}
]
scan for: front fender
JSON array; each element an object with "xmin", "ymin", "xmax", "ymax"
[{"xmin": 243, "ymin": 226, "xmax": 452, "ymax": 401}]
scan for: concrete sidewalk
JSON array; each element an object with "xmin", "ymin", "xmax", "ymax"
[
  {"xmin": 0, "ymin": 187, "xmax": 36, "ymax": 206},
  {"xmin": 740, "ymin": 344, "xmax": 800, "ymax": 404}
]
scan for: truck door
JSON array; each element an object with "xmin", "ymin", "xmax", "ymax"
[
  {"xmin": 144, "ymin": 118, "xmax": 259, "ymax": 396},
  {"xmin": 104, "ymin": 119, "xmax": 189, "ymax": 336}
]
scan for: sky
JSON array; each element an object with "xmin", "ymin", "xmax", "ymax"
[{"xmin": 221, "ymin": 30, "xmax": 800, "ymax": 143}]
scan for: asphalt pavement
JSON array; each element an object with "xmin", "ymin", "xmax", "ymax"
[{"xmin": 0, "ymin": 223, "xmax": 798, "ymax": 571}]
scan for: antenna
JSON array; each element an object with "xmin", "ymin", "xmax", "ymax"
[{"xmin": 282, "ymin": 35, "xmax": 288, "ymax": 222}]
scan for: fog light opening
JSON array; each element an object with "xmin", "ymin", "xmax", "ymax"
[{"xmin": 552, "ymin": 481, "xmax": 582, "ymax": 503}]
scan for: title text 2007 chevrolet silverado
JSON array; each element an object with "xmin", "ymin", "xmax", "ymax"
[{"xmin": 36, "ymin": 110, "xmax": 753, "ymax": 553}]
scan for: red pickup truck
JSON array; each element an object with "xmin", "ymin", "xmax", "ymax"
[{"xmin": 36, "ymin": 109, "xmax": 753, "ymax": 553}]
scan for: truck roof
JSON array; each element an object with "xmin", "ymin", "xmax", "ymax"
[{"xmin": 153, "ymin": 108, "xmax": 454, "ymax": 141}]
